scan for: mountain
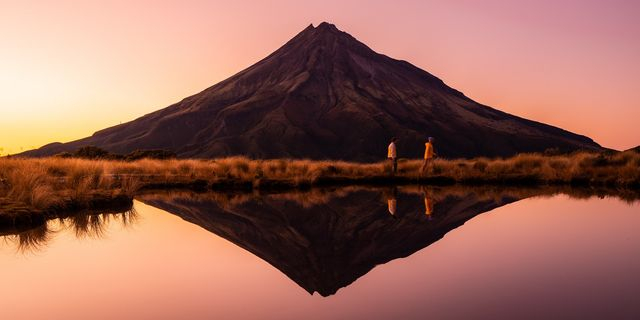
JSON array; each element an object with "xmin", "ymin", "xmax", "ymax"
[
  {"xmin": 138, "ymin": 186, "xmax": 525, "ymax": 296},
  {"xmin": 23, "ymin": 22, "xmax": 602, "ymax": 160}
]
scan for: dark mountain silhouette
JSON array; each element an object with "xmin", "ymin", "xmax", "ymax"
[
  {"xmin": 138, "ymin": 186, "xmax": 527, "ymax": 296},
  {"xmin": 23, "ymin": 22, "xmax": 601, "ymax": 160}
]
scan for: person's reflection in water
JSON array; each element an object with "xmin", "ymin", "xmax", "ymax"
[
  {"xmin": 387, "ymin": 186, "xmax": 398, "ymax": 218},
  {"xmin": 422, "ymin": 186, "xmax": 434, "ymax": 220}
]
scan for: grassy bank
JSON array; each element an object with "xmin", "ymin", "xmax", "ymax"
[{"xmin": 1, "ymin": 150, "xmax": 639, "ymax": 218}]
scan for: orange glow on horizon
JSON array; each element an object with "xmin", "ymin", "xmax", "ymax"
[{"xmin": 1, "ymin": 0, "xmax": 638, "ymax": 155}]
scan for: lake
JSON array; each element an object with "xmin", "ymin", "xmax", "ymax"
[{"xmin": 1, "ymin": 186, "xmax": 639, "ymax": 319}]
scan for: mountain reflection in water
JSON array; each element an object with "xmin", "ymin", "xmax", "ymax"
[{"xmin": 136, "ymin": 185, "xmax": 638, "ymax": 297}]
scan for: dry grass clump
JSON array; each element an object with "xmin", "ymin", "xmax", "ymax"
[
  {"xmin": 1, "ymin": 150, "xmax": 639, "ymax": 213},
  {"xmin": 0, "ymin": 158, "xmax": 138, "ymax": 211},
  {"xmin": 1, "ymin": 160, "xmax": 64, "ymax": 210}
]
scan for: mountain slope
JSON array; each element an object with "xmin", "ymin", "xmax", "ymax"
[{"xmin": 23, "ymin": 22, "xmax": 601, "ymax": 160}]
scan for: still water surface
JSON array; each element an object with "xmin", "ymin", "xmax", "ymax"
[{"xmin": 1, "ymin": 186, "xmax": 639, "ymax": 319}]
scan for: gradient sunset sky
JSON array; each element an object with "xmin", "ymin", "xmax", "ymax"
[{"xmin": 1, "ymin": 0, "xmax": 638, "ymax": 155}]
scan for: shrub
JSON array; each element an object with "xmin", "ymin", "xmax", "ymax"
[
  {"xmin": 54, "ymin": 152, "xmax": 74, "ymax": 158},
  {"xmin": 74, "ymin": 146, "xmax": 111, "ymax": 159},
  {"xmin": 124, "ymin": 150, "xmax": 177, "ymax": 161}
]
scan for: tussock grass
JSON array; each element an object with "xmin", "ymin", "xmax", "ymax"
[{"xmin": 0, "ymin": 151, "xmax": 639, "ymax": 214}]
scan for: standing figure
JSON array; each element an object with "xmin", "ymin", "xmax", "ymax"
[
  {"xmin": 388, "ymin": 137, "xmax": 398, "ymax": 175},
  {"xmin": 420, "ymin": 137, "xmax": 437, "ymax": 175}
]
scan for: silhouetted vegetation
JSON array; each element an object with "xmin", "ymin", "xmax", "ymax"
[
  {"xmin": 56, "ymin": 146, "xmax": 177, "ymax": 161},
  {"xmin": 122, "ymin": 149, "xmax": 177, "ymax": 161}
]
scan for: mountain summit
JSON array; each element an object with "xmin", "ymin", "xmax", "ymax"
[{"xmin": 25, "ymin": 22, "xmax": 601, "ymax": 160}]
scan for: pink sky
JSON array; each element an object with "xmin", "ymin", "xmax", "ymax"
[{"xmin": 1, "ymin": 0, "xmax": 638, "ymax": 154}]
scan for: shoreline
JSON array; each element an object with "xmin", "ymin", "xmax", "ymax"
[
  {"xmin": 1, "ymin": 151, "xmax": 639, "ymax": 230},
  {"xmin": 0, "ymin": 194, "xmax": 133, "ymax": 234},
  {"xmin": 2, "ymin": 182, "xmax": 639, "ymax": 237}
]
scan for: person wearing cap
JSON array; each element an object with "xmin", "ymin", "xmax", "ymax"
[
  {"xmin": 387, "ymin": 137, "xmax": 398, "ymax": 175},
  {"xmin": 421, "ymin": 137, "xmax": 437, "ymax": 175}
]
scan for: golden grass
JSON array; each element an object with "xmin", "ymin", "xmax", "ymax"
[{"xmin": 0, "ymin": 151, "xmax": 639, "ymax": 213}]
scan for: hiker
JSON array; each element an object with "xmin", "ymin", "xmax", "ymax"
[
  {"xmin": 420, "ymin": 137, "xmax": 437, "ymax": 175},
  {"xmin": 388, "ymin": 137, "xmax": 398, "ymax": 175}
]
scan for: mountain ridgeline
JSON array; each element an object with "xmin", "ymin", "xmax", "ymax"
[{"xmin": 24, "ymin": 22, "xmax": 601, "ymax": 161}]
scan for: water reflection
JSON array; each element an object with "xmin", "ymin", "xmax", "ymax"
[
  {"xmin": 2, "ymin": 185, "xmax": 637, "ymax": 297},
  {"xmin": 0, "ymin": 187, "xmax": 637, "ymax": 320},
  {"xmin": 423, "ymin": 186, "xmax": 434, "ymax": 219},
  {"xmin": 386, "ymin": 186, "xmax": 397, "ymax": 216},
  {"xmin": 0, "ymin": 209, "xmax": 138, "ymax": 253},
  {"xmin": 137, "ymin": 185, "xmax": 639, "ymax": 296}
]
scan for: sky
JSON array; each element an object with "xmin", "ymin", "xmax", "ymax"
[{"xmin": 1, "ymin": 0, "xmax": 638, "ymax": 155}]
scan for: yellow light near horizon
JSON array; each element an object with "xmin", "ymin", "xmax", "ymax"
[{"xmin": 1, "ymin": 0, "xmax": 638, "ymax": 155}]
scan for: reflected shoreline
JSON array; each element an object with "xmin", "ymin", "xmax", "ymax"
[
  {"xmin": 138, "ymin": 185, "xmax": 638, "ymax": 296},
  {"xmin": 141, "ymin": 184, "xmax": 640, "ymax": 209}
]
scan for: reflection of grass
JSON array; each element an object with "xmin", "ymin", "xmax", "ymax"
[
  {"xmin": 1, "ymin": 209, "xmax": 138, "ymax": 253},
  {"xmin": 0, "ymin": 151, "xmax": 639, "ymax": 215},
  {"xmin": 66, "ymin": 209, "xmax": 139, "ymax": 239},
  {"xmin": 140, "ymin": 184, "xmax": 640, "ymax": 212},
  {"xmin": 10, "ymin": 224, "xmax": 54, "ymax": 253}
]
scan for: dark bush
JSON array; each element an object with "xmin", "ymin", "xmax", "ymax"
[
  {"xmin": 74, "ymin": 146, "xmax": 112, "ymax": 159},
  {"xmin": 124, "ymin": 150, "xmax": 177, "ymax": 161},
  {"xmin": 61, "ymin": 147, "xmax": 176, "ymax": 161},
  {"xmin": 54, "ymin": 152, "xmax": 74, "ymax": 158}
]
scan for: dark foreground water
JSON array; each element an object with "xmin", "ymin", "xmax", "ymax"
[{"xmin": 1, "ymin": 186, "xmax": 639, "ymax": 320}]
